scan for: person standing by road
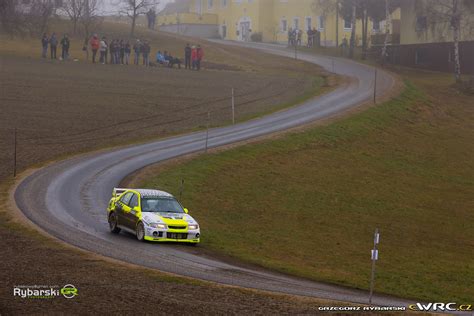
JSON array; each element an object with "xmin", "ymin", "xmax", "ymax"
[
  {"xmin": 142, "ymin": 40, "xmax": 151, "ymax": 67},
  {"xmin": 191, "ymin": 45, "xmax": 197, "ymax": 70},
  {"xmin": 119, "ymin": 40, "xmax": 125, "ymax": 64},
  {"xmin": 50, "ymin": 33, "xmax": 58, "ymax": 59},
  {"xmin": 184, "ymin": 43, "xmax": 191, "ymax": 70},
  {"xmin": 124, "ymin": 41, "xmax": 131, "ymax": 65},
  {"xmin": 41, "ymin": 33, "xmax": 49, "ymax": 58},
  {"xmin": 90, "ymin": 34, "xmax": 100, "ymax": 63},
  {"xmin": 133, "ymin": 39, "xmax": 141, "ymax": 65},
  {"xmin": 196, "ymin": 45, "xmax": 204, "ymax": 71},
  {"xmin": 60, "ymin": 34, "xmax": 70, "ymax": 60},
  {"xmin": 99, "ymin": 36, "xmax": 107, "ymax": 64}
]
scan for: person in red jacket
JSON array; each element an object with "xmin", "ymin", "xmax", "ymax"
[
  {"xmin": 191, "ymin": 45, "xmax": 198, "ymax": 70},
  {"xmin": 196, "ymin": 45, "xmax": 204, "ymax": 71},
  {"xmin": 90, "ymin": 34, "xmax": 100, "ymax": 63}
]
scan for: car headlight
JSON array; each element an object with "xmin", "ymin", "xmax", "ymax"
[
  {"xmin": 188, "ymin": 224, "xmax": 199, "ymax": 230},
  {"xmin": 149, "ymin": 223, "xmax": 167, "ymax": 229}
]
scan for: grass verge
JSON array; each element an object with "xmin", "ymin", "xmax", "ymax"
[{"xmin": 134, "ymin": 76, "xmax": 474, "ymax": 302}]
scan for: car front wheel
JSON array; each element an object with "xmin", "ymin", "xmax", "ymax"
[
  {"xmin": 136, "ymin": 222, "xmax": 145, "ymax": 241},
  {"xmin": 109, "ymin": 212, "xmax": 121, "ymax": 234}
]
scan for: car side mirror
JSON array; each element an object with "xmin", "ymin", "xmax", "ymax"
[{"xmin": 183, "ymin": 208, "xmax": 189, "ymax": 214}]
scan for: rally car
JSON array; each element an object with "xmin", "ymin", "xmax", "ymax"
[{"xmin": 107, "ymin": 188, "xmax": 200, "ymax": 244}]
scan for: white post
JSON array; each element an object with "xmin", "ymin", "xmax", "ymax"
[
  {"xmin": 231, "ymin": 88, "xmax": 235, "ymax": 125},
  {"xmin": 369, "ymin": 228, "xmax": 380, "ymax": 304},
  {"xmin": 205, "ymin": 112, "xmax": 210, "ymax": 153}
]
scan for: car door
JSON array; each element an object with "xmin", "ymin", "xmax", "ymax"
[
  {"xmin": 116, "ymin": 192, "xmax": 133, "ymax": 227},
  {"xmin": 125, "ymin": 194, "xmax": 140, "ymax": 230}
]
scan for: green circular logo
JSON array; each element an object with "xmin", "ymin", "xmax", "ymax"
[{"xmin": 61, "ymin": 284, "xmax": 78, "ymax": 299}]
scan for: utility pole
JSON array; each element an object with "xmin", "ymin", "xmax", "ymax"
[
  {"xmin": 205, "ymin": 112, "xmax": 210, "ymax": 153},
  {"xmin": 374, "ymin": 69, "xmax": 378, "ymax": 104},
  {"xmin": 336, "ymin": 0, "xmax": 339, "ymax": 47},
  {"xmin": 13, "ymin": 128, "xmax": 17, "ymax": 178},
  {"xmin": 231, "ymin": 88, "xmax": 235, "ymax": 125},
  {"xmin": 369, "ymin": 228, "xmax": 380, "ymax": 304},
  {"xmin": 294, "ymin": 42, "xmax": 298, "ymax": 60}
]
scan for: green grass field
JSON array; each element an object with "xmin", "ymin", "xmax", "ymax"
[{"xmin": 133, "ymin": 72, "xmax": 474, "ymax": 302}]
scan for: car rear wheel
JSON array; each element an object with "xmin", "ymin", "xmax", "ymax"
[
  {"xmin": 136, "ymin": 222, "xmax": 145, "ymax": 241},
  {"xmin": 109, "ymin": 212, "xmax": 121, "ymax": 234}
]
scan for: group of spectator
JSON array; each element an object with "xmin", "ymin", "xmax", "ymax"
[
  {"xmin": 41, "ymin": 33, "xmax": 205, "ymax": 71},
  {"xmin": 287, "ymin": 27, "xmax": 321, "ymax": 48},
  {"xmin": 41, "ymin": 33, "xmax": 70, "ymax": 60},
  {"xmin": 89, "ymin": 35, "xmax": 152, "ymax": 65}
]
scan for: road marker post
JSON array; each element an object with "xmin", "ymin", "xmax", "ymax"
[
  {"xmin": 369, "ymin": 228, "xmax": 380, "ymax": 304},
  {"xmin": 232, "ymin": 88, "xmax": 235, "ymax": 125},
  {"xmin": 374, "ymin": 69, "xmax": 378, "ymax": 104},
  {"xmin": 332, "ymin": 59, "xmax": 335, "ymax": 73},
  {"xmin": 205, "ymin": 112, "xmax": 210, "ymax": 153},
  {"xmin": 13, "ymin": 128, "xmax": 17, "ymax": 178}
]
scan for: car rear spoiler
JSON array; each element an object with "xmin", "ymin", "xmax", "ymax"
[{"xmin": 113, "ymin": 188, "xmax": 128, "ymax": 198}]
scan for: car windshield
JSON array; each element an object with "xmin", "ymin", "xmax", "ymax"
[{"xmin": 141, "ymin": 197, "xmax": 184, "ymax": 213}]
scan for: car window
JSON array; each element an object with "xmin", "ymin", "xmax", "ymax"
[
  {"xmin": 120, "ymin": 192, "xmax": 133, "ymax": 205},
  {"xmin": 129, "ymin": 194, "xmax": 139, "ymax": 208}
]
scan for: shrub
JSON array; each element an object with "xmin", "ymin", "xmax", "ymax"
[{"xmin": 250, "ymin": 32, "xmax": 262, "ymax": 42}]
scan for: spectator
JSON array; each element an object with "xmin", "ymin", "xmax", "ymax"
[
  {"xmin": 50, "ymin": 33, "xmax": 58, "ymax": 59},
  {"xmin": 60, "ymin": 34, "xmax": 70, "ymax": 60},
  {"xmin": 287, "ymin": 27, "xmax": 293, "ymax": 46},
  {"xmin": 104, "ymin": 38, "xmax": 109, "ymax": 64},
  {"xmin": 124, "ymin": 41, "xmax": 131, "ymax": 65},
  {"xmin": 191, "ymin": 45, "xmax": 197, "ymax": 70},
  {"xmin": 142, "ymin": 40, "xmax": 151, "ymax": 67},
  {"xmin": 156, "ymin": 50, "xmax": 169, "ymax": 66},
  {"xmin": 99, "ymin": 36, "xmax": 107, "ymax": 64},
  {"xmin": 41, "ymin": 33, "xmax": 49, "ymax": 58},
  {"xmin": 307, "ymin": 28, "xmax": 313, "ymax": 47},
  {"xmin": 90, "ymin": 34, "xmax": 100, "ymax": 63},
  {"xmin": 119, "ymin": 40, "xmax": 125, "ymax": 64},
  {"xmin": 184, "ymin": 43, "xmax": 191, "ymax": 70},
  {"xmin": 133, "ymin": 39, "xmax": 141, "ymax": 65},
  {"xmin": 164, "ymin": 51, "xmax": 181, "ymax": 68},
  {"xmin": 196, "ymin": 45, "xmax": 204, "ymax": 71},
  {"xmin": 109, "ymin": 39, "xmax": 115, "ymax": 64},
  {"xmin": 297, "ymin": 29, "xmax": 302, "ymax": 46}
]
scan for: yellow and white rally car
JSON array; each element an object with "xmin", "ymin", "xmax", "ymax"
[{"xmin": 107, "ymin": 188, "xmax": 200, "ymax": 244}]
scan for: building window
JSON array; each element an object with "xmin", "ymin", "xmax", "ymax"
[
  {"xmin": 281, "ymin": 19, "xmax": 287, "ymax": 32},
  {"xmin": 372, "ymin": 20, "xmax": 380, "ymax": 31},
  {"xmin": 344, "ymin": 17, "xmax": 352, "ymax": 30},
  {"xmin": 208, "ymin": 0, "xmax": 213, "ymax": 10},
  {"xmin": 318, "ymin": 16, "xmax": 325, "ymax": 30},
  {"xmin": 222, "ymin": 0, "xmax": 227, "ymax": 7},
  {"xmin": 293, "ymin": 17, "xmax": 299, "ymax": 30},
  {"xmin": 305, "ymin": 17, "xmax": 312, "ymax": 31},
  {"xmin": 416, "ymin": 16, "xmax": 427, "ymax": 31}
]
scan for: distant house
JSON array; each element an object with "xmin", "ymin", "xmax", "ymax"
[
  {"xmin": 157, "ymin": 0, "xmax": 400, "ymax": 47},
  {"xmin": 392, "ymin": 0, "xmax": 474, "ymax": 74}
]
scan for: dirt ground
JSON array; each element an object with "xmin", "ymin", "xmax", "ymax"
[{"xmin": 0, "ymin": 24, "xmax": 339, "ymax": 313}]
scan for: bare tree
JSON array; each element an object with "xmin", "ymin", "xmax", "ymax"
[
  {"xmin": 81, "ymin": 0, "xmax": 101, "ymax": 37},
  {"xmin": 423, "ymin": 0, "xmax": 474, "ymax": 82},
  {"xmin": 119, "ymin": 0, "xmax": 159, "ymax": 36},
  {"xmin": 27, "ymin": 0, "xmax": 59, "ymax": 36},
  {"xmin": 0, "ymin": 0, "xmax": 27, "ymax": 37},
  {"xmin": 62, "ymin": 0, "xmax": 85, "ymax": 34}
]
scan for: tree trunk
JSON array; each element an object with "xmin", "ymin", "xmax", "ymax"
[
  {"xmin": 131, "ymin": 14, "xmax": 136, "ymax": 37},
  {"xmin": 452, "ymin": 0, "xmax": 461, "ymax": 82},
  {"xmin": 336, "ymin": 0, "xmax": 339, "ymax": 47},
  {"xmin": 73, "ymin": 19, "xmax": 77, "ymax": 35},
  {"xmin": 349, "ymin": 2, "xmax": 357, "ymax": 59},
  {"xmin": 362, "ymin": 8, "xmax": 368, "ymax": 60},
  {"xmin": 381, "ymin": 0, "xmax": 392, "ymax": 65}
]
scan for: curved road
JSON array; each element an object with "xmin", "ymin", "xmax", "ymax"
[{"xmin": 15, "ymin": 42, "xmax": 409, "ymax": 306}]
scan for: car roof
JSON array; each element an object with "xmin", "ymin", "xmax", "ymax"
[{"xmin": 135, "ymin": 189, "xmax": 174, "ymax": 198}]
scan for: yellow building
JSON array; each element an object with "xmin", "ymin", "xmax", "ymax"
[{"xmin": 160, "ymin": 0, "xmax": 400, "ymax": 47}]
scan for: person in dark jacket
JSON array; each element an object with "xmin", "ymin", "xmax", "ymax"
[
  {"xmin": 119, "ymin": 40, "xmax": 125, "ymax": 64},
  {"xmin": 133, "ymin": 39, "xmax": 141, "ymax": 65},
  {"xmin": 60, "ymin": 34, "xmax": 70, "ymax": 60},
  {"xmin": 41, "ymin": 33, "xmax": 49, "ymax": 58},
  {"xmin": 50, "ymin": 33, "xmax": 58, "ymax": 59},
  {"xmin": 142, "ymin": 40, "xmax": 151, "ymax": 66},
  {"xmin": 184, "ymin": 43, "xmax": 191, "ymax": 70},
  {"xmin": 124, "ymin": 41, "xmax": 131, "ymax": 65}
]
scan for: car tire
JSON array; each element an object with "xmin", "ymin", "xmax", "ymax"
[
  {"xmin": 109, "ymin": 212, "xmax": 121, "ymax": 234},
  {"xmin": 136, "ymin": 222, "xmax": 145, "ymax": 241}
]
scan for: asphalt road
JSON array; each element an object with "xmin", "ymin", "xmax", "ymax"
[{"xmin": 15, "ymin": 42, "xmax": 411, "ymax": 306}]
